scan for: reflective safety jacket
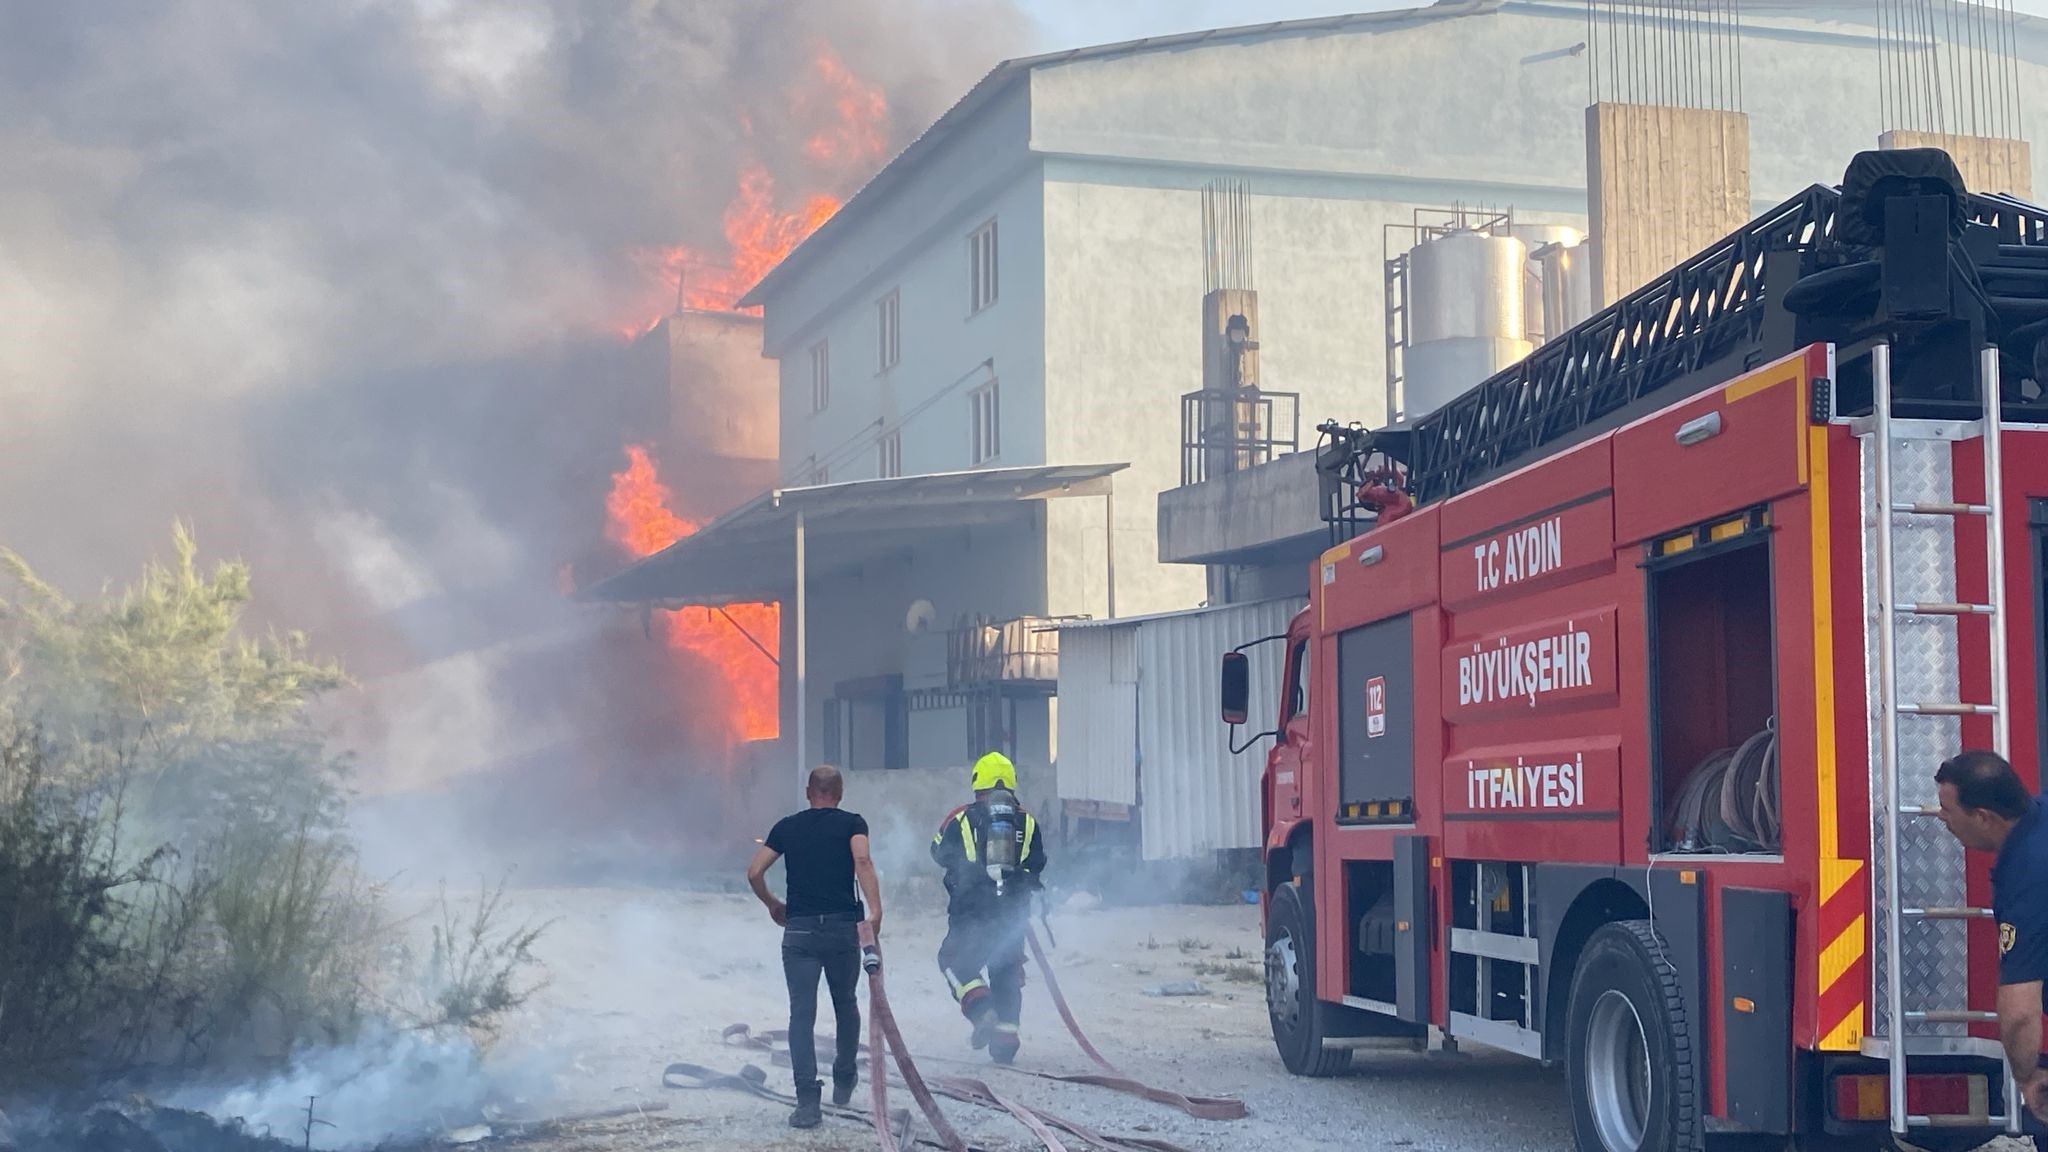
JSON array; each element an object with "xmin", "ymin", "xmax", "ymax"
[{"xmin": 931, "ymin": 797, "xmax": 1048, "ymax": 920}]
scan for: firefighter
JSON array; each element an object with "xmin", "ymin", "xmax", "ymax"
[{"xmin": 931, "ymin": 750, "xmax": 1047, "ymax": 1064}]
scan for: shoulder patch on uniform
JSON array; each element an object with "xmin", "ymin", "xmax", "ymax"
[{"xmin": 2001, "ymin": 922, "xmax": 2016, "ymax": 954}]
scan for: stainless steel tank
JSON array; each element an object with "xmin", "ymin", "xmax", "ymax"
[
  {"xmin": 1510, "ymin": 224, "xmax": 1585, "ymax": 343},
  {"xmin": 1404, "ymin": 230, "xmax": 1531, "ymax": 419},
  {"xmin": 1404, "ymin": 337, "xmax": 1533, "ymax": 418},
  {"xmin": 1408, "ymin": 229, "xmax": 1527, "ymax": 344}
]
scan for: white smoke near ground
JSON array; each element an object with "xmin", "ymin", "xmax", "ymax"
[{"xmin": 162, "ymin": 1024, "xmax": 557, "ymax": 1150}]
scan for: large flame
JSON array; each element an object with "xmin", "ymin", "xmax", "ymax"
[
  {"xmin": 804, "ymin": 47, "xmax": 888, "ymax": 168},
  {"xmin": 605, "ymin": 446, "xmax": 780, "ymax": 745},
  {"xmin": 622, "ymin": 46, "xmax": 889, "ymax": 332}
]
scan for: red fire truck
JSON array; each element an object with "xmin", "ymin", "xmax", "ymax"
[{"xmin": 1221, "ymin": 150, "xmax": 2048, "ymax": 1151}]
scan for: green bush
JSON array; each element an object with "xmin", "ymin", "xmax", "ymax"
[
  {"xmin": 0, "ymin": 728, "xmax": 159, "ymax": 1075},
  {"xmin": 0, "ymin": 526, "xmax": 382, "ymax": 1088}
]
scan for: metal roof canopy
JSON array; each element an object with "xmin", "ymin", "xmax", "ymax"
[
  {"xmin": 577, "ymin": 462, "xmax": 1129, "ymax": 806},
  {"xmin": 578, "ymin": 463, "xmax": 1128, "ymax": 607}
]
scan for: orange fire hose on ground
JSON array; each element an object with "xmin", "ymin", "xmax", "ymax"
[
  {"xmin": 860, "ymin": 920, "xmax": 967, "ymax": 1151},
  {"xmin": 680, "ymin": 920, "xmax": 1246, "ymax": 1152}
]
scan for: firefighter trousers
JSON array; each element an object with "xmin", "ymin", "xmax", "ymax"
[{"xmin": 937, "ymin": 911, "xmax": 1028, "ymax": 1031}]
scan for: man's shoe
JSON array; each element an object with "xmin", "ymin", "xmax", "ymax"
[
  {"xmin": 790, "ymin": 1081, "xmax": 823, "ymax": 1129},
  {"xmin": 831, "ymin": 1074, "xmax": 857, "ymax": 1108}
]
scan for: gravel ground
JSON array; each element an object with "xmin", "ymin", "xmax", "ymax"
[{"xmin": 452, "ymin": 885, "xmax": 1577, "ymax": 1152}]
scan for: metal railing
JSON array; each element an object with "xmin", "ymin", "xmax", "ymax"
[{"xmin": 1179, "ymin": 387, "xmax": 1300, "ymax": 486}]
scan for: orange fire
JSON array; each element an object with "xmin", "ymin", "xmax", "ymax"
[
  {"xmin": 605, "ymin": 446, "xmax": 780, "ymax": 745},
  {"xmin": 648, "ymin": 165, "xmax": 842, "ymax": 316},
  {"xmin": 622, "ymin": 45, "xmax": 889, "ymax": 331},
  {"xmin": 804, "ymin": 48, "xmax": 888, "ymax": 168}
]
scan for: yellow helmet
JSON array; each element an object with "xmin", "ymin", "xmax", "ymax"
[{"xmin": 971, "ymin": 751, "xmax": 1016, "ymax": 792}]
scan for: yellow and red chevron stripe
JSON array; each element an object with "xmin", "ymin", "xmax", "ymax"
[
  {"xmin": 1808, "ymin": 396, "xmax": 1867, "ymax": 1051},
  {"xmin": 1817, "ymin": 857, "xmax": 1868, "ymax": 1049}
]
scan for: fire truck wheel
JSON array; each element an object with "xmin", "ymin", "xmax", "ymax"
[
  {"xmin": 1265, "ymin": 880, "xmax": 1353, "ymax": 1078},
  {"xmin": 1565, "ymin": 921, "xmax": 1701, "ymax": 1152}
]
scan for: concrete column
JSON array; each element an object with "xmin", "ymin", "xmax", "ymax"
[
  {"xmin": 794, "ymin": 509, "xmax": 807, "ymax": 801},
  {"xmin": 1877, "ymin": 130, "xmax": 2033, "ymax": 199},
  {"xmin": 1585, "ymin": 103, "xmax": 1752, "ymax": 307}
]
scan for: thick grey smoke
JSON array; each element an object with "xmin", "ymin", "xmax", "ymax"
[{"xmin": 0, "ymin": 1, "xmax": 1022, "ymax": 868}]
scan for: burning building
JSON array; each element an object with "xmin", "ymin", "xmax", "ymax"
[{"xmin": 581, "ymin": 3, "xmax": 2048, "ymax": 848}]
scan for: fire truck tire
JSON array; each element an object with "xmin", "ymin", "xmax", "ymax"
[
  {"xmin": 1565, "ymin": 920, "xmax": 1701, "ymax": 1152},
  {"xmin": 1265, "ymin": 880, "xmax": 1353, "ymax": 1078}
]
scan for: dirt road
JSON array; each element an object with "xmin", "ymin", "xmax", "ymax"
[{"xmin": 466, "ymin": 885, "xmax": 1576, "ymax": 1152}]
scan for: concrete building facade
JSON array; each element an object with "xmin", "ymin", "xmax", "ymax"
[{"xmin": 720, "ymin": 0, "xmax": 2048, "ymax": 782}]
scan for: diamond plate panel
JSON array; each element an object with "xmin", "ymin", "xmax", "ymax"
[{"xmin": 1862, "ymin": 436, "xmax": 1970, "ymax": 1040}]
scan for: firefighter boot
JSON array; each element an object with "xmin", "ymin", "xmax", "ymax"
[
  {"xmin": 831, "ymin": 1072, "xmax": 857, "ymax": 1108},
  {"xmin": 790, "ymin": 1081, "xmax": 822, "ymax": 1129},
  {"xmin": 990, "ymin": 1023, "xmax": 1020, "ymax": 1065},
  {"xmin": 960, "ymin": 987, "xmax": 998, "ymax": 1050}
]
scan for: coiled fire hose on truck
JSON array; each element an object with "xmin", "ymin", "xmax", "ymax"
[{"xmin": 674, "ymin": 920, "xmax": 1245, "ymax": 1152}]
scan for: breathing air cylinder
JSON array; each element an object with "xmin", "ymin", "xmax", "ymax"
[{"xmin": 982, "ymin": 787, "xmax": 1022, "ymax": 893}]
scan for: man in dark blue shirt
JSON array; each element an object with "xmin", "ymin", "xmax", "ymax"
[
  {"xmin": 746, "ymin": 765, "xmax": 884, "ymax": 1130},
  {"xmin": 1934, "ymin": 749, "xmax": 2048, "ymax": 1139}
]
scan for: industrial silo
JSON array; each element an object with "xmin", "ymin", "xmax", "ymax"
[{"xmin": 1402, "ymin": 229, "xmax": 1532, "ymax": 419}]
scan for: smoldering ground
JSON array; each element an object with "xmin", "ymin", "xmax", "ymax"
[{"xmin": 0, "ymin": 0, "xmax": 1022, "ymax": 868}]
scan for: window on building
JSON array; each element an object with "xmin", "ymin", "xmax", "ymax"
[
  {"xmin": 878, "ymin": 290, "xmax": 900, "ymax": 372},
  {"xmin": 969, "ymin": 219, "xmax": 998, "ymax": 314},
  {"xmin": 878, "ymin": 431, "xmax": 901, "ymax": 479},
  {"xmin": 971, "ymin": 380, "xmax": 1000, "ymax": 464},
  {"xmin": 810, "ymin": 340, "xmax": 830, "ymax": 412}
]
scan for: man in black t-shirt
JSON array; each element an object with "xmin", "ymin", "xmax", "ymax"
[
  {"xmin": 1934, "ymin": 750, "xmax": 2048, "ymax": 1144},
  {"xmin": 746, "ymin": 765, "xmax": 883, "ymax": 1130}
]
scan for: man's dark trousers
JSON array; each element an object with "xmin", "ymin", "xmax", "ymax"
[{"xmin": 782, "ymin": 912, "xmax": 862, "ymax": 1087}]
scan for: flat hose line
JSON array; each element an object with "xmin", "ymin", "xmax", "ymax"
[
  {"xmin": 681, "ymin": 921, "xmax": 1246, "ymax": 1152},
  {"xmin": 1021, "ymin": 926, "xmax": 1248, "ymax": 1122}
]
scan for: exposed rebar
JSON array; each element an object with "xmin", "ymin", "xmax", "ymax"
[{"xmin": 1202, "ymin": 179, "xmax": 1255, "ymax": 295}]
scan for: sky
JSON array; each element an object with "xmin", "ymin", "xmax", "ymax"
[
  {"xmin": 1021, "ymin": 0, "xmax": 1406, "ymax": 49},
  {"xmin": 1021, "ymin": 0, "xmax": 2048, "ymax": 51}
]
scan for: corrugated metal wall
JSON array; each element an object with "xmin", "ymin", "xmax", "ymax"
[
  {"xmin": 1135, "ymin": 598, "xmax": 1298, "ymax": 860},
  {"xmin": 1054, "ymin": 625, "xmax": 1138, "ymax": 805},
  {"xmin": 1055, "ymin": 598, "xmax": 1301, "ymax": 859}
]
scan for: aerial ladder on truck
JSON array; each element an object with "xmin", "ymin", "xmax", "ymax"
[{"xmin": 1226, "ymin": 148, "xmax": 2048, "ymax": 1152}]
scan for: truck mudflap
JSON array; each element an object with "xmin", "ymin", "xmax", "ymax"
[{"xmin": 1721, "ymin": 887, "xmax": 1793, "ymax": 1133}]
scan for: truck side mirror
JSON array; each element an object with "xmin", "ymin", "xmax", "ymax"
[{"xmin": 1221, "ymin": 652, "xmax": 1250, "ymax": 726}]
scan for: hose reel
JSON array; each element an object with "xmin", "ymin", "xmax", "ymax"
[{"xmin": 1667, "ymin": 719, "xmax": 1780, "ymax": 854}]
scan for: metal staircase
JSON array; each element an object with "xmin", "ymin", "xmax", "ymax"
[{"xmin": 1865, "ymin": 343, "xmax": 2017, "ymax": 1136}]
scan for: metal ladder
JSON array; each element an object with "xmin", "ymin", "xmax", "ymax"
[{"xmin": 1868, "ymin": 343, "xmax": 2017, "ymax": 1136}]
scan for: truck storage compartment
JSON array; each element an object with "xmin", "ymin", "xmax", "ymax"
[
  {"xmin": 1346, "ymin": 861, "xmax": 1397, "ymax": 1005},
  {"xmin": 1651, "ymin": 516, "xmax": 1781, "ymax": 853},
  {"xmin": 1336, "ymin": 613, "xmax": 1416, "ymax": 823},
  {"xmin": 1447, "ymin": 861, "xmax": 1534, "ymax": 1038}
]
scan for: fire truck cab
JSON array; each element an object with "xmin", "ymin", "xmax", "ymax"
[{"xmin": 1222, "ymin": 150, "xmax": 2048, "ymax": 1151}]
